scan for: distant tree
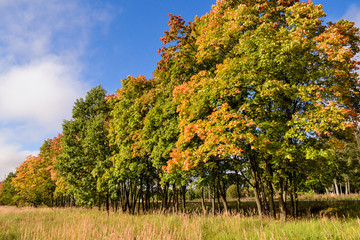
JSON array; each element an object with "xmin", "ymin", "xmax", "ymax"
[
  {"xmin": 0, "ymin": 173, "xmax": 17, "ymax": 205},
  {"xmin": 56, "ymin": 85, "xmax": 111, "ymax": 207},
  {"xmin": 11, "ymin": 155, "xmax": 55, "ymax": 207},
  {"xmin": 40, "ymin": 134, "xmax": 75, "ymax": 206}
]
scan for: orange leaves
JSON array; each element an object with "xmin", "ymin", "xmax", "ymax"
[
  {"xmin": 314, "ymin": 20, "xmax": 358, "ymax": 64},
  {"xmin": 173, "ymin": 82, "xmax": 194, "ymax": 102},
  {"xmin": 11, "ymin": 153, "xmax": 55, "ymax": 204},
  {"xmin": 167, "ymin": 148, "xmax": 193, "ymax": 172}
]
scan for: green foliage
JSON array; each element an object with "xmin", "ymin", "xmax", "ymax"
[
  {"xmin": 0, "ymin": 173, "xmax": 16, "ymax": 205},
  {"xmin": 226, "ymin": 184, "xmax": 238, "ymax": 199},
  {"xmin": 56, "ymin": 85, "xmax": 111, "ymax": 206}
]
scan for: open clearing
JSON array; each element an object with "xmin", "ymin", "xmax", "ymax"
[{"xmin": 1, "ymin": 206, "xmax": 360, "ymax": 240}]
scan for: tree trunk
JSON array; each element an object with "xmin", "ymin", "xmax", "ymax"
[
  {"xmin": 334, "ymin": 178, "xmax": 340, "ymax": 195},
  {"xmin": 345, "ymin": 182, "xmax": 348, "ymax": 195},
  {"xmin": 216, "ymin": 184, "xmax": 221, "ymax": 213},
  {"xmin": 265, "ymin": 158, "xmax": 276, "ymax": 218},
  {"xmin": 201, "ymin": 187, "xmax": 206, "ymax": 215},
  {"xmin": 250, "ymin": 159, "xmax": 263, "ymax": 218},
  {"xmin": 98, "ymin": 194, "xmax": 101, "ymax": 211},
  {"xmin": 268, "ymin": 183, "xmax": 276, "ymax": 218},
  {"xmin": 235, "ymin": 170, "xmax": 241, "ymax": 213},
  {"xmin": 162, "ymin": 183, "xmax": 169, "ymax": 211},
  {"xmin": 216, "ymin": 167, "xmax": 228, "ymax": 214},
  {"xmin": 333, "ymin": 179, "xmax": 340, "ymax": 195},
  {"xmin": 106, "ymin": 193, "xmax": 110, "ymax": 216},
  {"xmin": 278, "ymin": 177, "xmax": 286, "ymax": 221},
  {"xmin": 182, "ymin": 185, "xmax": 186, "ymax": 212},
  {"xmin": 339, "ymin": 183, "xmax": 343, "ymax": 195},
  {"xmin": 212, "ymin": 181, "xmax": 216, "ymax": 216}
]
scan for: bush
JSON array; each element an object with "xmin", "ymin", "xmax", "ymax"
[{"xmin": 226, "ymin": 185, "xmax": 238, "ymax": 199}]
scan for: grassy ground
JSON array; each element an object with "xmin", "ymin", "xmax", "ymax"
[
  {"xmin": 187, "ymin": 195, "xmax": 360, "ymax": 218},
  {"xmin": 1, "ymin": 206, "xmax": 360, "ymax": 240}
]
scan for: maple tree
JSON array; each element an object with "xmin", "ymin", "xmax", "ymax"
[
  {"xmin": 167, "ymin": 0, "xmax": 360, "ymax": 220},
  {"xmin": 11, "ymin": 154, "xmax": 55, "ymax": 206},
  {"xmin": 1, "ymin": 135, "xmax": 68, "ymax": 207},
  {"xmin": 40, "ymin": 134, "xmax": 75, "ymax": 206},
  {"xmin": 145, "ymin": 13, "xmax": 204, "ymax": 210},
  {"xmin": 107, "ymin": 76, "xmax": 156, "ymax": 213}
]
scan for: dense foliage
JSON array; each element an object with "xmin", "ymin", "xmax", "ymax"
[{"xmin": 1, "ymin": 0, "xmax": 359, "ymax": 220}]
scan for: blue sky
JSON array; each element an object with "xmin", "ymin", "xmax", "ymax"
[{"xmin": 0, "ymin": 0, "xmax": 359, "ymax": 180}]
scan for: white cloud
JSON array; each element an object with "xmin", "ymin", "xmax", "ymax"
[
  {"xmin": 0, "ymin": 58, "xmax": 84, "ymax": 125},
  {"xmin": 344, "ymin": 4, "xmax": 360, "ymax": 28},
  {"xmin": 0, "ymin": 136, "xmax": 38, "ymax": 180},
  {"xmin": 0, "ymin": 0, "xmax": 114, "ymax": 180}
]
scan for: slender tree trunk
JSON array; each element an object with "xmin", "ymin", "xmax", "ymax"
[
  {"xmin": 294, "ymin": 191, "xmax": 298, "ymax": 218},
  {"xmin": 139, "ymin": 177, "xmax": 143, "ymax": 214},
  {"xmin": 218, "ymin": 185, "xmax": 228, "ymax": 214},
  {"xmin": 124, "ymin": 186, "xmax": 130, "ymax": 213},
  {"xmin": 208, "ymin": 185, "xmax": 211, "ymax": 202},
  {"xmin": 290, "ymin": 191, "xmax": 295, "ymax": 218},
  {"xmin": 267, "ymin": 183, "xmax": 276, "ymax": 218},
  {"xmin": 333, "ymin": 179, "xmax": 340, "ymax": 196},
  {"xmin": 182, "ymin": 185, "xmax": 186, "ymax": 212},
  {"xmin": 345, "ymin": 181, "xmax": 348, "ymax": 195},
  {"xmin": 235, "ymin": 170, "xmax": 241, "ymax": 213},
  {"xmin": 278, "ymin": 177, "xmax": 286, "ymax": 221},
  {"xmin": 98, "ymin": 194, "xmax": 101, "ymax": 211},
  {"xmin": 293, "ymin": 174, "xmax": 298, "ymax": 218},
  {"xmin": 265, "ymin": 159, "xmax": 275, "ymax": 218},
  {"xmin": 250, "ymin": 162, "xmax": 263, "ymax": 218},
  {"xmin": 173, "ymin": 184, "xmax": 178, "ymax": 213},
  {"xmin": 161, "ymin": 183, "xmax": 166, "ymax": 211},
  {"xmin": 216, "ymin": 182, "xmax": 221, "ymax": 213},
  {"xmin": 340, "ymin": 183, "xmax": 343, "ymax": 195},
  {"xmin": 212, "ymin": 181, "xmax": 216, "ymax": 216},
  {"xmin": 284, "ymin": 179, "xmax": 288, "ymax": 208},
  {"xmin": 216, "ymin": 162, "xmax": 228, "ymax": 214},
  {"xmin": 106, "ymin": 193, "xmax": 110, "ymax": 216},
  {"xmin": 201, "ymin": 187, "xmax": 206, "ymax": 215},
  {"xmin": 168, "ymin": 189, "xmax": 172, "ymax": 211}
]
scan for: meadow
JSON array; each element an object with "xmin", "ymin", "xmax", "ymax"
[{"xmin": 1, "ymin": 203, "xmax": 360, "ymax": 240}]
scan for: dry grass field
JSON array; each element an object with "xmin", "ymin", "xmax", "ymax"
[{"xmin": 1, "ymin": 206, "xmax": 360, "ymax": 239}]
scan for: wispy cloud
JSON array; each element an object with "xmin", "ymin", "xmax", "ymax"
[{"xmin": 0, "ymin": 0, "xmax": 114, "ymax": 180}]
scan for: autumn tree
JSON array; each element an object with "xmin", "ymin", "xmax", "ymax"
[
  {"xmin": 1, "ymin": 135, "xmax": 65, "ymax": 207},
  {"xmin": 12, "ymin": 154, "xmax": 55, "ymax": 207},
  {"xmin": 107, "ymin": 76, "xmax": 156, "ymax": 213},
  {"xmin": 0, "ymin": 173, "xmax": 17, "ymax": 205},
  {"xmin": 334, "ymin": 127, "xmax": 360, "ymax": 194},
  {"xmin": 40, "ymin": 134, "xmax": 74, "ymax": 206},
  {"xmin": 168, "ymin": 0, "xmax": 360, "ymax": 220},
  {"xmin": 144, "ymin": 14, "xmax": 204, "ymax": 211}
]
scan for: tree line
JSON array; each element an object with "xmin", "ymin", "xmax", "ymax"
[{"xmin": 1, "ymin": 0, "xmax": 360, "ymax": 221}]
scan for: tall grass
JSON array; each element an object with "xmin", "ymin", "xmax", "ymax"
[{"xmin": 0, "ymin": 206, "xmax": 360, "ymax": 239}]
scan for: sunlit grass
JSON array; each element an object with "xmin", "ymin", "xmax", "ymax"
[{"xmin": 0, "ymin": 206, "xmax": 360, "ymax": 239}]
